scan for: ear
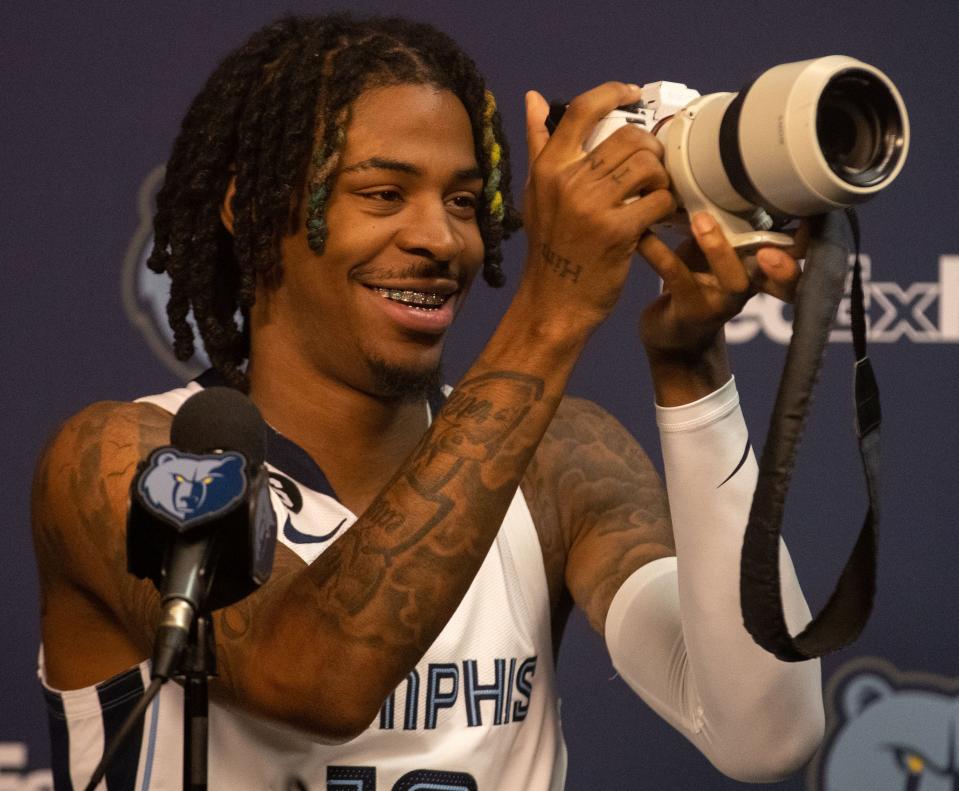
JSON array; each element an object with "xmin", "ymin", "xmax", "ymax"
[
  {"xmin": 840, "ymin": 672, "xmax": 893, "ymax": 719},
  {"xmin": 220, "ymin": 174, "xmax": 237, "ymax": 235}
]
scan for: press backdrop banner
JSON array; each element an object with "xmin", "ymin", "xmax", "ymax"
[{"xmin": 3, "ymin": 2, "xmax": 957, "ymax": 788}]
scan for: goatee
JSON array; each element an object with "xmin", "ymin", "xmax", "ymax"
[{"xmin": 367, "ymin": 357, "xmax": 443, "ymax": 403}]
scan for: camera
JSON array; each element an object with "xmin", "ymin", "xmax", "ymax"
[{"xmin": 566, "ymin": 56, "xmax": 910, "ymax": 250}]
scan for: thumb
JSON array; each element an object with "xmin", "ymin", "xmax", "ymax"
[{"xmin": 525, "ymin": 90, "xmax": 550, "ymax": 163}]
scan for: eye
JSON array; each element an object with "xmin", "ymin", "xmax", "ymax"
[
  {"xmin": 360, "ymin": 189, "xmax": 403, "ymax": 203},
  {"xmin": 174, "ymin": 474, "xmax": 185, "ymax": 483},
  {"xmin": 202, "ymin": 476, "xmax": 213, "ymax": 485},
  {"xmin": 894, "ymin": 748, "xmax": 926, "ymax": 775},
  {"xmin": 447, "ymin": 192, "xmax": 479, "ymax": 218}
]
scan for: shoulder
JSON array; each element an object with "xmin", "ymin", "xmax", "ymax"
[
  {"xmin": 522, "ymin": 397, "xmax": 661, "ymax": 556},
  {"xmin": 32, "ymin": 400, "xmax": 172, "ymax": 574},
  {"xmin": 34, "ymin": 400, "xmax": 171, "ymax": 499},
  {"xmin": 529, "ymin": 395, "xmax": 655, "ymax": 493}
]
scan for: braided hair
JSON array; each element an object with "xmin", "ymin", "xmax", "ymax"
[{"xmin": 148, "ymin": 14, "xmax": 521, "ymax": 390}]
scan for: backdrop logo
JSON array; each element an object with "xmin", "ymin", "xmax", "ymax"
[
  {"xmin": 0, "ymin": 742, "xmax": 52, "ymax": 790},
  {"xmin": 122, "ymin": 165, "xmax": 209, "ymax": 378},
  {"xmin": 728, "ymin": 255, "xmax": 959, "ymax": 345},
  {"xmin": 807, "ymin": 657, "xmax": 959, "ymax": 790}
]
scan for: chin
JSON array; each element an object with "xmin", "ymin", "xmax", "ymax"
[{"xmin": 367, "ymin": 356, "xmax": 443, "ymax": 403}]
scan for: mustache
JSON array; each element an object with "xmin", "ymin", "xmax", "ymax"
[{"xmin": 352, "ymin": 260, "xmax": 454, "ymax": 280}]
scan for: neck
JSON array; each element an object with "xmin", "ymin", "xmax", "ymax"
[{"xmin": 246, "ymin": 353, "xmax": 432, "ymax": 514}]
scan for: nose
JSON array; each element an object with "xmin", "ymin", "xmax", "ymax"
[{"xmin": 394, "ymin": 198, "xmax": 462, "ymax": 263}]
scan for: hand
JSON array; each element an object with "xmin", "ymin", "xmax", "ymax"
[
  {"xmin": 520, "ymin": 83, "xmax": 677, "ymax": 336},
  {"xmin": 638, "ymin": 212, "xmax": 804, "ymax": 357}
]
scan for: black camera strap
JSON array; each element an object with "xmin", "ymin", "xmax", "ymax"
[{"xmin": 740, "ymin": 209, "xmax": 880, "ymax": 661}]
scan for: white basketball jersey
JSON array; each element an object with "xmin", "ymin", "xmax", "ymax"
[{"xmin": 40, "ymin": 374, "xmax": 567, "ymax": 790}]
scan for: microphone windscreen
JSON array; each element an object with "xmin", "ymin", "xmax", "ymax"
[{"xmin": 170, "ymin": 387, "xmax": 267, "ymax": 466}]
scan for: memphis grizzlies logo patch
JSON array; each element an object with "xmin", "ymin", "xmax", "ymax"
[
  {"xmin": 807, "ymin": 657, "xmax": 959, "ymax": 790},
  {"xmin": 138, "ymin": 448, "xmax": 248, "ymax": 530}
]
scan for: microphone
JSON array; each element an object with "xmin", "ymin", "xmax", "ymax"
[{"xmin": 127, "ymin": 387, "xmax": 277, "ymax": 680}]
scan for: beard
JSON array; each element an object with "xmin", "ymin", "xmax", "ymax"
[{"xmin": 367, "ymin": 355, "xmax": 443, "ymax": 403}]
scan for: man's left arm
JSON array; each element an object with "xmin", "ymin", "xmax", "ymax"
[{"xmin": 554, "ymin": 215, "xmax": 824, "ymax": 782}]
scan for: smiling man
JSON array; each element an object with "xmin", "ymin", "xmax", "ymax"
[{"xmin": 33, "ymin": 13, "xmax": 824, "ymax": 790}]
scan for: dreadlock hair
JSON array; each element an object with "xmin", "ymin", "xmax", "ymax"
[{"xmin": 147, "ymin": 14, "xmax": 522, "ymax": 391}]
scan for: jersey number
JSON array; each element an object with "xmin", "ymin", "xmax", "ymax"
[{"xmin": 327, "ymin": 766, "xmax": 478, "ymax": 790}]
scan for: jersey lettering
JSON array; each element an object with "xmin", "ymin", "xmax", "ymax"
[{"xmin": 377, "ymin": 656, "xmax": 536, "ymax": 731}]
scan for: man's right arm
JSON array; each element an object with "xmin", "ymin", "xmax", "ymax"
[{"xmin": 33, "ymin": 401, "xmax": 313, "ymax": 717}]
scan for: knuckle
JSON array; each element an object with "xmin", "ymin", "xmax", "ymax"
[
  {"xmin": 565, "ymin": 95, "xmax": 592, "ymax": 119},
  {"xmin": 634, "ymin": 151, "xmax": 669, "ymax": 187},
  {"xmin": 648, "ymin": 188, "xmax": 677, "ymax": 217}
]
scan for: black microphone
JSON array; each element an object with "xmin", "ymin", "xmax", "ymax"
[{"xmin": 127, "ymin": 387, "xmax": 276, "ymax": 680}]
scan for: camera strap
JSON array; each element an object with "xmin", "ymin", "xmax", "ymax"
[{"xmin": 739, "ymin": 209, "xmax": 879, "ymax": 661}]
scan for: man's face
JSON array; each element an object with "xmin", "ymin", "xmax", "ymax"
[{"xmin": 265, "ymin": 83, "xmax": 485, "ymax": 399}]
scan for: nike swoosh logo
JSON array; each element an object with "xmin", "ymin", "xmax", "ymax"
[
  {"xmin": 282, "ymin": 516, "xmax": 346, "ymax": 544},
  {"xmin": 717, "ymin": 440, "xmax": 752, "ymax": 488}
]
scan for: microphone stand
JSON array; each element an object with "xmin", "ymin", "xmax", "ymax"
[{"xmin": 180, "ymin": 613, "xmax": 216, "ymax": 791}]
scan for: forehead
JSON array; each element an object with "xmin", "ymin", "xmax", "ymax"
[{"xmin": 339, "ymin": 84, "xmax": 478, "ymax": 170}]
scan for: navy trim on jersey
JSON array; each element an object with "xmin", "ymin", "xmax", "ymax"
[
  {"xmin": 194, "ymin": 368, "xmax": 448, "ymax": 500},
  {"xmin": 194, "ymin": 369, "xmax": 336, "ymax": 496},
  {"xmin": 43, "ymin": 687, "xmax": 74, "ymax": 791},
  {"xmin": 97, "ymin": 667, "xmax": 146, "ymax": 791},
  {"xmin": 427, "ymin": 386, "xmax": 446, "ymax": 420},
  {"xmin": 140, "ymin": 690, "xmax": 160, "ymax": 791}
]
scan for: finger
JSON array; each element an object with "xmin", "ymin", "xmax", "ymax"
[
  {"xmin": 605, "ymin": 148, "xmax": 669, "ymax": 201},
  {"xmin": 525, "ymin": 90, "xmax": 551, "ymax": 164},
  {"xmin": 549, "ymin": 82, "xmax": 643, "ymax": 157},
  {"xmin": 755, "ymin": 246, "xmax": 802, "ymax": 302},
  {"xmin": 582, "ymin": 124, "xmax": 666, "ymax": 179},
  {"xmin": 690, "ymin": 212, "xmax": 750, "ymax": 294},
  {"xmin": 621, "ymin": 187, "xmax": 676, "ymax": 236},
  {"xmin": 637, "ymin": 230, "xmax": 693, "ymax": 292},
  {"xmin": 785, "ymin": 219, "xmax": 810, "ymax": 260}
]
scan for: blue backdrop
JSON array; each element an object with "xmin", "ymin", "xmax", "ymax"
[{"xmin": 3, "ymin": 1, "xmax": 957, "ymax": 788}]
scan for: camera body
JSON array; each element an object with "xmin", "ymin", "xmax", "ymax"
[{"xmin": 581, "ymin": 56, "xmax": 910, "ymax": 250}]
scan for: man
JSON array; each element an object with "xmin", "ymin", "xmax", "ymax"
[{"xmin": 33, "ymin": 14, "xmax": 823, "ymax": 790}]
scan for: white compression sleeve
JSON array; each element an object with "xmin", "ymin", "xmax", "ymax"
[{"xmin": 604, "ymin": 377, "xmax": 824, "ymax": 782}]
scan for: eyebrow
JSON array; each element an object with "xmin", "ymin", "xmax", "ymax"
[{"xmin": 340, "ymin": 156, "xmax": 483, "ymax": 182}]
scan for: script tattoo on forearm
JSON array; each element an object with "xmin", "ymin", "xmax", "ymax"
[
  {"xmin": 540, "ymin": 243, "xmax": 582, "ymax": 283},
  {"xmin": 317, "ymin": 371, "xmax": 545, "ymax": 651}
]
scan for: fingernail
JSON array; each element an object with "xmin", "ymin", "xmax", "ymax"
[
  {"xmin": 692, "ymin": 213, "xmax": 715, "ymax": 234},
  {"xmin": 627, "ymin": 83, "xmax": 641, "ymax": 92}
]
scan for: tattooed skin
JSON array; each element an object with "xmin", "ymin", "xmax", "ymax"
[
  {"xmin": 34, "ymin": 363, "xmax": 672, "ymax": 735},
  {"xmin": 311, "ymin": 371, "xmax": 544, "ymax": 654},
  {"xmin": 522, "ymin": 397, "xmax": 675, "ymax": 639},
  {"xmin": 540, "ymin": 243, "xmax": 583, "ymax": 283}
]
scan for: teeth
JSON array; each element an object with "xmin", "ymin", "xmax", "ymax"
[{"xmin": 373, "ymin": 287, "xmax": 447, "ymax": 308}]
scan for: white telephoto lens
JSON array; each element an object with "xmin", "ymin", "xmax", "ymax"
[{"xmin": 720, "ymin": 55, "xmax": 909, "ymax": 217}]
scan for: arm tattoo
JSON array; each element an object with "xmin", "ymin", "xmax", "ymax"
[
  {"xmin": 526, "ymin": 398, "xmax": 674, "ymax": 635},
  {"xmin": 310, "ymin": 370, "xmax": 545, "ymax": 654}
]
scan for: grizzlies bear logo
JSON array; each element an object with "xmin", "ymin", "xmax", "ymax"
[
  {"xmin": 138, "ymin": 449, "xmax": 247, "ymax": 529},
  {"xmin": 809, "ymin": 657, "xmax": 959, "ymax": 790}
]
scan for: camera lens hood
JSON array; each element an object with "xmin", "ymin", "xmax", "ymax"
[{"xmin": 717, "ymin": 55, "xmax": 909, "ymax": 216}]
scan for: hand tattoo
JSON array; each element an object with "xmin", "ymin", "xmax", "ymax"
[{"xmin": 540, "ymin": 243, "xmax": 583, "ymax": 283}]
